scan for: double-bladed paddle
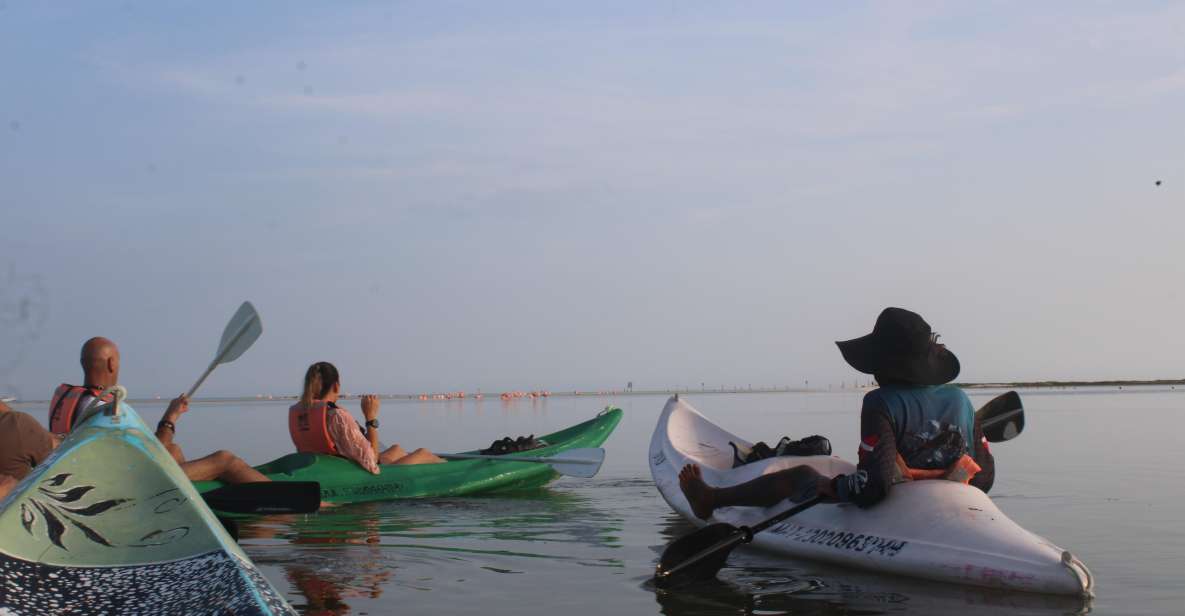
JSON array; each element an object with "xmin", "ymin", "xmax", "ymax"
[
  {"xmin": 440, "ymin": 447, "xmax": 605, "ymax": 479},
  {"xmin": 653, "ymin": 390, "xmax": 1022, "ymax": 588},
  {"xmin": 179, "ymin": 303, "xmax": 318, "ymax": 515},
  {"xmin": 202, "ymin": 481, "xmax": 322, "ymax": 514}
]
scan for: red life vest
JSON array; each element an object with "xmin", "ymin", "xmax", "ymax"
[
  {"xmin": 289, "ymin": 401, "xmax": 339, "ymax": 456},
  {"xmin": 48, "ymin": 384, "xmax": 111, "ymax": 434}
]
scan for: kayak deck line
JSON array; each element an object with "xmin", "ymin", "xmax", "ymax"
[{"xmin": 441, "ymin": 453, "xmax": 601, "ymax": 464}]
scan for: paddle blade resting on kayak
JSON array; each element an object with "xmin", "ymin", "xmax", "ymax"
[{"xmin": 0, "ymin": 388, "xmax": 296, "ymax": 615}]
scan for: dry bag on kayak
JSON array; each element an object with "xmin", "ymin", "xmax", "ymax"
[
  {"xmin": 730, "ymin": 435, "xmax": 832, "ymax": 467},
  {"xmin": 479, "ymin": 435, "xmax": 547, "ymax": 455}
]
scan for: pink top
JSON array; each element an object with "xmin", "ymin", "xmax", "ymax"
[{"xmin": 327, "ymin": 406, "xmax": 379, "ymax": 474}]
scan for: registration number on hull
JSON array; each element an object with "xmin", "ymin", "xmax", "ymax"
[{"xmin": 766, "ymin": 522, "xmax": 909, "ymax": 557}]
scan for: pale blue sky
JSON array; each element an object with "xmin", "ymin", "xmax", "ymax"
[{"xmin": 1, "ymin": 1, "xmax": 1182, "ymax": 398}]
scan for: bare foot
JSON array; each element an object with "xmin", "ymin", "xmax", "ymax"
[{"xmin": 678, "ymin": 464, "xmax": 717, "ymax": 520}]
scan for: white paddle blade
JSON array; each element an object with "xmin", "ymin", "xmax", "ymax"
[
  {"xmin": 549, "ymin": 448, "xmax": 605, "ymax": 479},
  {"xmin": 215, "ymin": 301, "xmax": 262, "ymax": 366}
]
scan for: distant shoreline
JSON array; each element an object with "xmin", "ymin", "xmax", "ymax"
[
  {"xmin": 954, "ymin": 378, "xmax": 1185, "ymax": 389},
  {"xmin": 8, "ymin": 379, "xmax": 1181, "ymax": 405}
]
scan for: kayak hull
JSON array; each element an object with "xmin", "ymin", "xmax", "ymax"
[
  {"xmin": 649, "ymin": 396, "xmax": 1093, "ymax": 596},
  {"xmin": 0, "ymin": 400, "xmax": 295, "ymax": 615},
  {"xmin": 196, "ymin": 407, "xmax": 623, "ymax": 505}
]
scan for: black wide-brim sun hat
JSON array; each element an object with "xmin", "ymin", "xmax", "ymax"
[{"xmin": 836, "ymin": 307, "xmax": 960, "ymax": 385}]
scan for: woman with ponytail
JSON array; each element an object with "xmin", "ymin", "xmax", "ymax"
[{"xmin": 289, "ymin": 362, "xmax": 444, "ymax": 474}]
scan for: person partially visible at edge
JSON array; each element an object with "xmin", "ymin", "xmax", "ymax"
[
  {"xmin": 49, "ymin": 337, "xmax": 269, "ymax": 484},
  {"xmin": 0, "ymin": 398, "xmax": 61, "ymax": 501},
  {"xmin": 290, "ymin": 361, "xmax": 445, "ymax": 474},
  {"xmin": 679, "ymin": 307, "xmax": 996, "ymax": 518}
]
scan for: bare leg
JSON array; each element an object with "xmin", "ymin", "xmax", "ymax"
[
  {"xmin": 181, "ymin": 450, "xmax": 270, "ymax": 484},
  {"xmin": 678, "ymin": 465, "xmax": 717, "ymax": 520},
  {"xmin": 678, "ymin": 463, "xmax": 823, "ymax": 520},
  {"xmin": 165, "ymin": 442, "xmax": 186, "ymax": 465},
  {"xmin": 378, "ymin": 444, "xmax": 408, "ymax": 465},
  {"xmin": 390, "ymin": 448, "xmax": 446, "ymax": 465}
]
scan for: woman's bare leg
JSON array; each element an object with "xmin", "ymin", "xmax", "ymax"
[
  {"xmin": 391, "ymin": 448, "xmax": 446, "ymax": 465},
  {"xmin": 378, "ymin": 444, "xmax": 408, "ymax": 465}
]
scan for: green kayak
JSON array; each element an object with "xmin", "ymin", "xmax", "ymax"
[
  {"xmin": 0, "ymin": 390, "xmax": 295, "ymax": 615},
  {"xmin": 195, "ymin": 407, "xmax": 623, "ymax": 505}
]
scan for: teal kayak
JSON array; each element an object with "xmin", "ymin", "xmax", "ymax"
[
  {"xmin": 195, "ymin": 407, "xmax": 623, "ymax": 505},
  {"xmin": 0, "ymin": 391, "xmax": 295, "ymax": 615}
]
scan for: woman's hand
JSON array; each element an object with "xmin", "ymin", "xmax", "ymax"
[{"xmin": 361, "ymin": 395, "xmax": 380, "ymax": 421}]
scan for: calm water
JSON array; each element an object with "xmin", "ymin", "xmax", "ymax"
[{"xmin": 15, "ymin": 388, "xmax": 1184, "ymax": 615}]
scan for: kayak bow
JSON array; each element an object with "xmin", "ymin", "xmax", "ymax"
[{"xmin": 0, "ymin": 393, "xmax": 295, "ymax": 615}]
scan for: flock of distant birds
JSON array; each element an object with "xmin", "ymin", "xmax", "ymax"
[{"xmin": 416, "ymin": 391, "xmax": 551, "ymax": 401}]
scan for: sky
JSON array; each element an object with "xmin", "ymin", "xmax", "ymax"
[{"xmin": 1, "ymin": 1, "xmax": 1183, "ymax": 399}]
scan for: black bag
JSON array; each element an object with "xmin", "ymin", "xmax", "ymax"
[
  {"xmin": 479, "ymin": 435, "xmax": 547, "ymax": 456},
  {"xmin": 730, "ymin": 435, "xmax": 832, "ymax": 467}
]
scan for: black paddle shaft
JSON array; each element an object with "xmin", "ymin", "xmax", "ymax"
[{"xmin": 202, "ymin": 481, "xmax": 321, "ymax": 514}]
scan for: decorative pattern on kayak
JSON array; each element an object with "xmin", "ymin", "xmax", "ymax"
[
  {"xmin": 16, "ymin": 473, "xmax": 195, "ymax": 553},
  {"xmin": 19, "ymin": 472, "xmax": 131, "ymax": 550},
  {"xmin": 0, "ymin": 549, "xmax": 295, "ymax": 616}
]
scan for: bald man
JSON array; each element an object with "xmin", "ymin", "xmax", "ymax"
[
  {"xmin": 51, "ymin": 337, "xmax": 269, "ymax": 485},
  {"xmin": 47, "ymin": 337, "xmax": 119, "ymax": 434}
]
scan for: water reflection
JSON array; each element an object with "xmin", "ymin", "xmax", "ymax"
[
  {"xmin": 650, "ymin": 515, "xmax": 1091, "ymax": 616},
  {"xmin": 238, "ymin": 488, "xmax": 625, "ymax": 614}
]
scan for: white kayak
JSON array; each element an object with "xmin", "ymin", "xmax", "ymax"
[{"xmin": 649, "ymin": 395, "xmax": 1093, "ymax": 596}]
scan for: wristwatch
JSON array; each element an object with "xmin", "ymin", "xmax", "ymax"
[{"xmin": 365, "ymin": 419, "xmax": 380, "ymax": 429}]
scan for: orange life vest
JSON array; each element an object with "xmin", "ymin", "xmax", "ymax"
[
  {"xmin": 48, "ymin": 384, "xmax": 112, "ymax": 434},
  {"xmin": 289, "ymin": 401, "xmax": 340, "ymax": 456},
  {"xmin": 894, "ymin": 453, "xmax": 982, "ymax": 484}
]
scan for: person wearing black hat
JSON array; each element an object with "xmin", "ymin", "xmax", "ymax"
[{"xmin": 678, "ymin": 308, "xmax": 995, "ymax": 518}]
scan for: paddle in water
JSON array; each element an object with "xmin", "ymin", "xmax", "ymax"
[
  {"xmin": 654, "ymin": 390, "xmax": 1022, "ymax": 587},
  {"xmin": 439, "ymin": 447, "xmax": 606, "ymax": 479}
]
